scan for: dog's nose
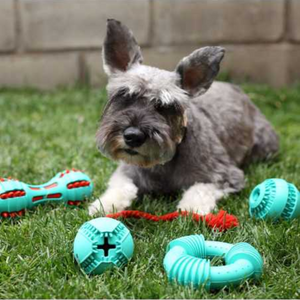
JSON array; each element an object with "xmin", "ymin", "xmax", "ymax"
[{"xmin": 123, "ymin": 127, "xmax": 146, "ymax": 148}]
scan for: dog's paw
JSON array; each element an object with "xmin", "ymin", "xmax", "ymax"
[
  {"xmin": 88, "ymin": 198, "xmax": 117, "ymax": 216},
  {"xmin": 88, "ymin": 200, "xmax": 102, "ymax": 216},
  {"xmin": 177, "ymin": 200, "xmax": 216, "ymax": 215},
  {"xmin": 177, "ymin": 183, "xmax": 224, "ymax": 215},
  {"xmin": 88, "ymin": 185, "xmax": 137, "ymax": 216}
]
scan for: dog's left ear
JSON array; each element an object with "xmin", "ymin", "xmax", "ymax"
[
  {"xmin": 175, "ymin": 47, "xmax": 225, "ymax": 97},
  {"xmin": 102, "ymin": 19, "xmax": 143, "ymax": 76}
]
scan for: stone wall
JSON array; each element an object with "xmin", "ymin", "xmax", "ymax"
[{"xmin": 0, "ymin": 0, "xmax": 300, "ymax": 90}]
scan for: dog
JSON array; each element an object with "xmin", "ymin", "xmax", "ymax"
[{"xmin": 88, "ymin": 19, "xmax": 279, "ymax": 216}]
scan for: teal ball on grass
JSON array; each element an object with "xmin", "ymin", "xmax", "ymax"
[
  {"xmin": 73, "ymin": 217, "xmax": 134, "ymax": 275},
  {"xmin": 249, "ymin": 178, "xmax": 300, "ymax": 220}
]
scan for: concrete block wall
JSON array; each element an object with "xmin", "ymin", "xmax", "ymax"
[{"xmin": 0, "ymin": 0, "xmax": 299, "ymax": 90}]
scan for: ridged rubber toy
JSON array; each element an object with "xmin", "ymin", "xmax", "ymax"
[
  {"xmin": 249, "ymin": 178, "xmax": 300, "ymax": 220},
  {"xmin": 73, "ymin": 217, "xmax": 134, "ymax": 275},
  {"xmin": 0, "ymin": 169, "xmax": 93, "ymax": 218},
  {"xmin": 163, "ymin": 234, "xmax": 263, "ymax": 290}
]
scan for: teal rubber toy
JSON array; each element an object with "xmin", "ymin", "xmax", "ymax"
[
  {"xmin": 249, "ymin": 178, "xmax": 300, "ymax": 220},
  {"xmin": 73, "ymin": 217, "xmax": 134, "ymax": 275},
  {"xmin": 0, "ymin": 169, "xmax": 93, "ymax": 218},
  {"xmin": 163, "ymin": 234, "xmax": 263, "ymax": 290}
]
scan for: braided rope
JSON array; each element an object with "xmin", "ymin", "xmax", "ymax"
[{"xmin": 106, "ymin": 210, "xmax": 239, "ymax": 231}]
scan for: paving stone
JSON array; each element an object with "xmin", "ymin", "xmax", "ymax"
[
  {"xmin": 0, "ymin": 0, "xmax": 16, "ymax": 51},
  {"xmin": 153, "ymin": 0, "xmax": 285, "ymax": 45},
  {"xmin": 20, "ymin": 0, "xmax": 150, "ymax": 50},
  {"xmin": 0, "ymin": 53, "xmax": 79, "ymax": 90},
  {"xmin": 288, "ymin": 0, "xmax": 300, "ymax": 42}
]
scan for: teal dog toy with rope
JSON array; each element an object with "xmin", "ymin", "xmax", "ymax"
[
  {"xmin": 0, "ymin": 169, "xmax": 93, "ymax": 218},
  {"xmin": 249, "ymin": 178, "xmax": 300, "ymax": 220},
  {"xmin": 163, "ymin": 234, "xmax": 263, "ymax": 290}
]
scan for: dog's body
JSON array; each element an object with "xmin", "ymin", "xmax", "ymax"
[{"xmin": 89, "ymin": 19, "xmax": 279, "ymax": 216}]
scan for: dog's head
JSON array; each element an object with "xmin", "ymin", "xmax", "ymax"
[{"xmin": 97, "ymin": 19, "xmax": 224, "ymax": 168}]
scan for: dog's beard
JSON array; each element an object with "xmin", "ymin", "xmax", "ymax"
[{"xmin": 97, "ymin": 130, "xmax": 176, "ymax": 168}]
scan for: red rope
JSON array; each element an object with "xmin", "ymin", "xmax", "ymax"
[{"xmin": 106, "ymin": 210, "xmax": 239, "ymax": 232}]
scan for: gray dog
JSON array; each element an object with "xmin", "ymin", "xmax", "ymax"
[{"xmin": 89, "ymin": 19, "xmax": 279, "ymax": 216}]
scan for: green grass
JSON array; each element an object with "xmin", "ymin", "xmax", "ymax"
[{"xmin": 0, "ymin": 84, "xmax": 300, "ymax": 299}]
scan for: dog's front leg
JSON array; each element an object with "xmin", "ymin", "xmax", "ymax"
[
  {"xmin": 177, "ymin": 183, "xmax": 226, "ymax": 215},
  {"xmin": 88, "ymin": 165, "xmax": 138, "ymax": 216}
]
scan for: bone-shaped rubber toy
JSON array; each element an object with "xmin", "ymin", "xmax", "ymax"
[{"xmin": 0, "ymin": 169, "xmax": 93, "ymax": 218}]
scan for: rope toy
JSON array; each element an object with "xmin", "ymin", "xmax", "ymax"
[
  {"xmin": 106, "ymin": 210, "xmax": 239, "ymax": 231},
  {"xmin": 249, "ymin": 178, "xmax": 300, "ymax": 220},
  {"xmin": 164, "ymin": 234, "xmax": 263, "ymax": 290},
  {"xmin": 0, "ymin": 169, "xmax": 93, "ymax": 218}
]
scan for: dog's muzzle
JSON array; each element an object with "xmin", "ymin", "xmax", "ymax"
[{"xmin": 123, "ymin": 127, "xmax": 146, "ymax": 148}]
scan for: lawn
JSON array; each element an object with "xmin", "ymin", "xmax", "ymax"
[{"xmin": 0, "ymin": 83, "xmax": 299, "ymax": 299}]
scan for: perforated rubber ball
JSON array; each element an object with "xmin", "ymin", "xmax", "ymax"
[{"xmin": 73, "ymin": 217, "xmax": 134, "ymax": 275}]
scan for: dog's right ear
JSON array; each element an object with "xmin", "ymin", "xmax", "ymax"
[{"xmin": 102, "ymin": 19, "xmax": 143, "ymax": 76}]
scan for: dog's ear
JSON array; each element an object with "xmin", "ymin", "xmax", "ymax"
[
  {"xmin": 175, "ymin": 47, "xmax": 225, "ymax": 97},
  {"xmin": 102, "ymin": 19, "xmax": 143, "ymax": 76}
]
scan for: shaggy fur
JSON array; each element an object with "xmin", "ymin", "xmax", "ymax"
[{"xmin": 89, "ymin": 19, "xmax": 279, "ymax": 216}]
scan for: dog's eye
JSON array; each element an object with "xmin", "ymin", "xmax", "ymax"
[
  {"xmin": 121, "ymin": 95, "xmax": 135, "ymax": 103},
  {"xmin": 113, "ymin": 88, "xmax": 135, "ymax": 102},
  {"xmin": 154, "ymin": 100, "xmax": 163, "ymax": 110},
  {"xmin": 114, "ymin": 88, "xmax": 128, "ymax": 98},
  {"xmin": 113, "ymin": 91, "xmax": 136, "ymax": 105},
  {"xmin": 155, "ymin": 100, "xmax": 181, "ymax": 115}
]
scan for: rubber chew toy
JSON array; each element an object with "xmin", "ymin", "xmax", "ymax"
[
  {"xmin": 73, "ymin": 217, "xmax": 134, "ymax": 275},
  {"xmin": 163, "ymin": 234, "xmax": 263, "ymax": 290},
  {"xmin": 106, "ymin": 210, "xmax": 239, "ymax": 231},
  {"xmin": 0, "ymin": 169, "xmax": 93, "ymax": 218},
  {"xmin": 249, "ymin": 178, "xmax": 300, "ymax": 220}
]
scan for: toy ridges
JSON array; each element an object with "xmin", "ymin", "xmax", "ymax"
[
  {"xmin": 0, "ymin": 169, "xmax": 93, "ymax": 218},
  {"xmin": 249, "ymin": 178, "xmax": 300, "ymax": 220},
  {"xmin": 163, "ymin": 234, "xmax": 263, "ymax": 290}
]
